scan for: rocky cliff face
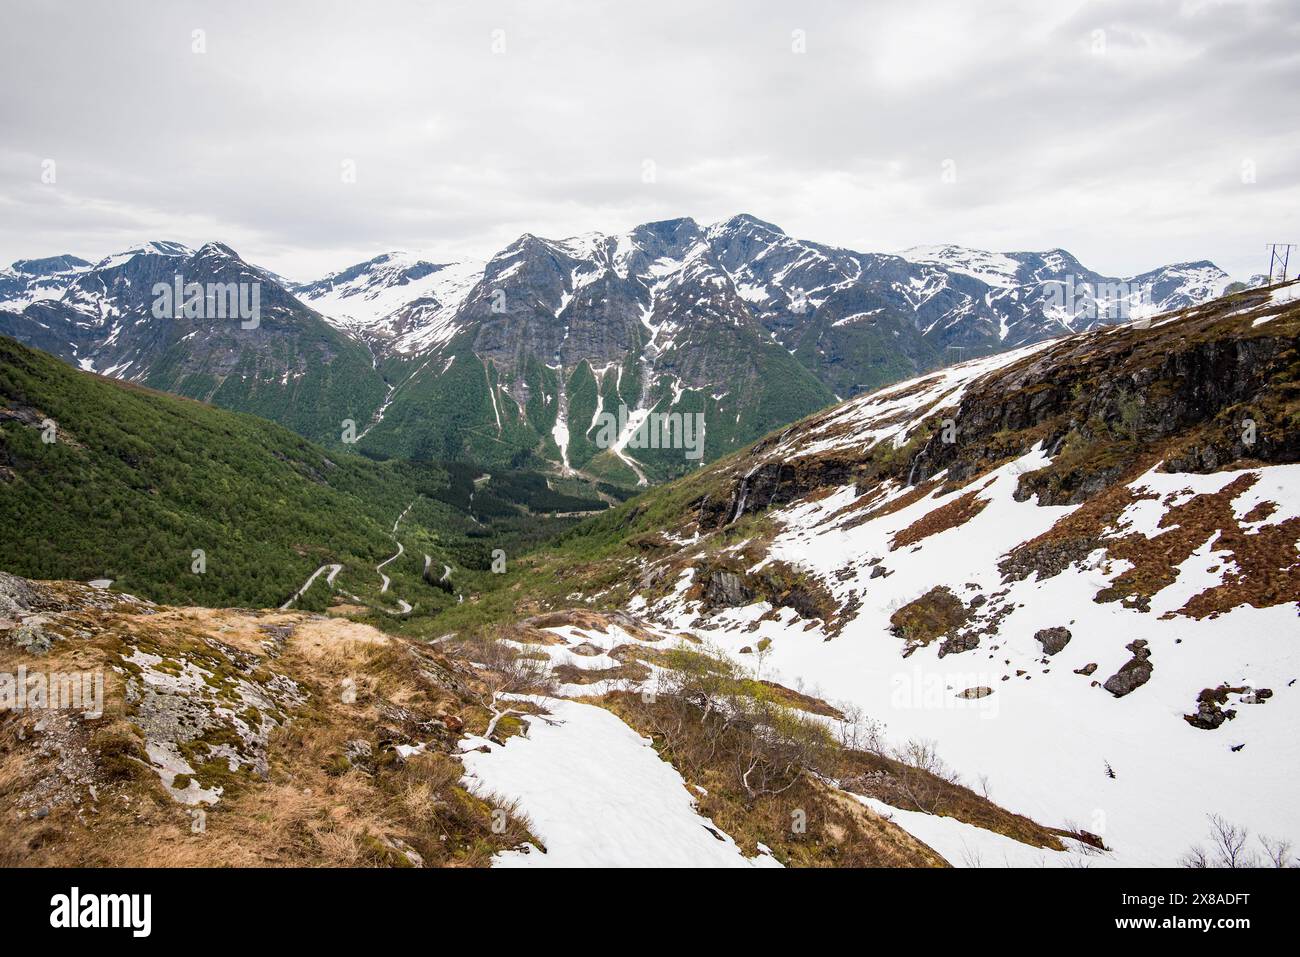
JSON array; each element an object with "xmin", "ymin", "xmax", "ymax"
[{"xmin": 701, "ymin": 282, "xmax": 1299, "ymax": 527}]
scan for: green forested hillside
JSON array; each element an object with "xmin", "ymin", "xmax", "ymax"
[
  {"xmin": 0, "ymin": 335, "xmax": 603, "ymax": 611},
  {"xmin": 360, "ymin": 330, "xmax": 834, "ymax": 486}
]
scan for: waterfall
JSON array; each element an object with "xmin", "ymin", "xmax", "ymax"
[{"xmin": 728, "ymin": 463, "xmax": 763, "ymax": 525}]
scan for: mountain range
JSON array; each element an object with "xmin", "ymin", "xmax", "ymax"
[{"xmin": 0, "ymin": 216, "xmax": 1235, "ymax": 486}]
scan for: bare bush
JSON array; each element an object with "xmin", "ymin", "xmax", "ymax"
[
  {"xmin": 892, "ymin": 738, "xmax": 961, "ymax": 814},
  {"xmin": 647, "ymin": 643, "xmax": 840, "ymax": 799},
  {"xmin": 451, "ymin": 634, "xmax": 554, "ymax": 740},
  {"xmin": 1181, "ymin": 814, "xmax": 1297, "ymax": 868},
  {"xmin": 833, "ymin": 702, "xmax": 885, "ymax": 754}
]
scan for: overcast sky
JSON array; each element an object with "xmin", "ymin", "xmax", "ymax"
[{"xmin": 1, "ymin": 0, "xmax": 1296, "ymax": 281}]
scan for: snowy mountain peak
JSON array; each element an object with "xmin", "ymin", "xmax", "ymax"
[
  {"xmin": 0, "ymin": 255, "xmax": 93, "ymax": 312},
  {"xmin": 900, "ymin": 244, "xmax": 1023, "ymax": 288},
  {"xmin": 633, "ymin": 216, "xmax": 702, "ymax": 240},
  {"xmin": 710, "ymin": 213, "xmax": 786, "ymax": 237},
  {"xmin": 293, "ymin": 251, "xmax": 478, "ymax": 350},
  {"xmin": 193, "ymin": 241, "xmax": 243, "ymax": 262},
  {"xmin": 9, "ymin": 254, "xmax": 92, "ymax": 276},
  {"xmin": 94, "ymin": 240, "xmax": 193, "ymax": 269}
]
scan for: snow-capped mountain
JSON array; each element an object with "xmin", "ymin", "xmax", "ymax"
[
  {"xmin": 0, "ymin": 218, "xmax": 1238, "ymax": 485},
  {"xmin": 0, "ymin": 241, "xmax": 387, "ymax": 441},
  {"xmin": 0, "ymin": 254, "xmax": 93, "ymax": 313},
  {"xmin": 334, "ymin": 217, "xmax": 841, "ymax": 482},
  {"xmin": 294, "ymin": 216, "xmax": 1233, "ymax": 366},
  {"xmin": 899, "ymin": 244, "xmax": 1233, "ymax": 340},
  {"xmin": 293, "ymin": 252, "xmax": 481, "ymax": 353},
  {"xmin": 289, "ymin": 216, "xmax": 1235, "ymax": 482}
]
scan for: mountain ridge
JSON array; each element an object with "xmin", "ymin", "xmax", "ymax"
[{"xmin": 0, "ymin": 218, "xmax": 1240, "ymax": 484}]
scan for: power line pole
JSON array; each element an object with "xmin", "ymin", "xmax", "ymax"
[{"xmin": 1265, "ymin": 243, "xmax": 1295, "ymax": 285}]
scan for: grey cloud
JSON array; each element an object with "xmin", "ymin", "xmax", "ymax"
[{"xmin": 0, "ymin": 0, "xmax": 1295, "ymax": 281}]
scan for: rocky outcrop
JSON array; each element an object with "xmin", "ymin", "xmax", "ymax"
[
  {"xmin": 692, "ymin": 558, "xmax": 840, "ymax": 632},
  {"xmin": 1, "ymin": 573, "xmax": 149, "ymax": 656},
  {"xmin": 9, "ymin": 622, "xmax": 51, "ymax": 655},
  {"xmin": 889, "ymin": 587, "xmax": 970, "ymax": 653},
  {"xmin": 1102, "ymin": 640, "xmax": 1153, "ymax": 697},
  {"xmin": 0, "ymin": 572, "xmax": 540, "ymax": 867},
  {"xmin": 1034, "ymin": 627, "xmax": 1072, "ymax": 656},
  {"xmin": 698, "ymin": 451, "xmax": 857, "ymax": 531},
  {"xmin": 0, "ymin": 570, "xmax": 52, "ymax": 620},
  {"xmin": 701, "ymin": 569, "xmax": 754, "ymax": 609},
  {"xmin": 1186, "ymin": 693, "xmax": 1235, "ymax": 730},
  {"xmin": 910, "ymin": 317, "xmax": 1300, "ymax": 502},
  {"xmin": 1184, "ymin": 684, "xmax": 1272, "ymax": 730}
]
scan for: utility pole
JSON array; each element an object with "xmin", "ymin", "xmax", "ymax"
[{"xmin": 1265, "ymin": 244, "xmax": 1295, "ymax": 285}]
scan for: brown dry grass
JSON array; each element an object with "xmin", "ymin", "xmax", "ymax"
[
  {"xmin": 1099, "ymin": 472, "xmax": 1300, "ymax": 618},
  {"xmin": 600, "ymin": 691, "xmax": 948, "ymax": 867},
  {"xmin": 889, "ymin": 586, "xmax": 970, "ymax": 648},
  {"xmin": 1004, "ymin": 469, "xmax": 1300, "ymax": 618},
  {"xmin": 891, "ymin": 484, "xmax": 992, "ymax": 550},
  {"xmin": 837, "ymin": 749, "xmax": 1065, "ymax": 850},
  {"xmin": 0, "ymin": 594, "xmax": 538, "ymax": 868}
]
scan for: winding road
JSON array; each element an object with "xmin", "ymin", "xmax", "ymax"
[
  {"xmin": 376, "ymin": 539, "xmax": 403, "ymax": 593},
  {"xmin": 280, "ymin": 563, "xmax": 342, "ymax": 610},
  {"xmin": 280, "ymin": 499, "xmax": 423, "ymax": 615}
]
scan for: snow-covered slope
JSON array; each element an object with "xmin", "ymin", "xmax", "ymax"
[
  {"xmin": 460, "ymin": 697, "xmax": 781, "ymax": 867},
  {"xmin": 0, "ymin": 254, "xmax": 93, "ymax": 312},
  {"xmin": 698, "ymin": 454, "xmax": 1299, "ymax": 866},
  {"xmin": 541, "ymin": 281, "xmax": 1300, "ymax": 866}
]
